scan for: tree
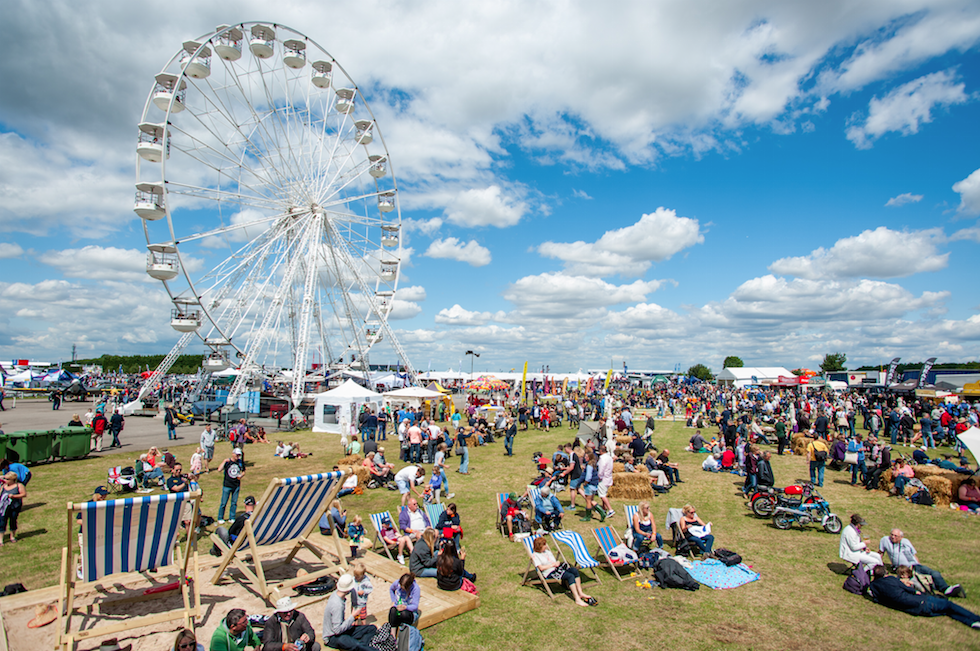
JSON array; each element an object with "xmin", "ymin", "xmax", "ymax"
[
  {"xmin": 723, "ymin": 356, "xmax": 744, "ymax": 368},
  {"xmin": 687, "ymin": 363, "xmax": 714, "ymax": 381},
  {"xmin": 820, "ymin": 352, "xmax": 847, "ymax": 373}
]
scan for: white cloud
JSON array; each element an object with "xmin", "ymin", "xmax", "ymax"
[
  {"xmin": 434, "ymin": 304, "xmax": 505, "ymax": 326},
  {"xmin": 953, "ymin": 167, "xmax": 980, "ymax": 216},
  {"xmin": 395, "ymin": 285, "xmax": 427, "ymax": 302},
  {"xmin": 443, "ymin": 186, "xmax": 526, "ymax": 228},
  {"xmin": 885, "ymin": 192, "xmax": 923, "ymax": 207},
  {"xmin": 572, "ymin": 189, "xmax": 593, "ymax": 200},
  {"xmin": 0, "ymin": 243, "xmax": 24, "ymax": 259},
  {"xmin": 424, "ymin": 237, "xmax": 492, "ymax": 266},
  {"xmin": 539, "ymin": 207, "xmax": 704, "ymax": 277},
  {"xmin": 769, "ymin": 227, "xmax": 947, "ymax": 279},
  {"xmin": 401, "ymin": 218, "xmax": 444, "ymax": 235},
  {"xmin": 503, "ymin": 272, "xmax": 662, "ymax": 319},
  {"xmin": 846, "ymin": 70, "xmax": 970, "ymax": 148},
  {"xmin": 37, "ymin": 245, "xmax": 204, "ymax": 283}
]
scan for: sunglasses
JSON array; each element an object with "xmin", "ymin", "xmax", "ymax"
[{"xmin": 178, "ymin": 643, "xmax": 196, "ymax": 649}]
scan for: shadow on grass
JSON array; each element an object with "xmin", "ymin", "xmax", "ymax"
[
  {"xmin": 13, "ymin": 528, "xmax": 47, "ymax": 541},
  {"xmin": 21, "ymin": 501, "xmax": 46, "ymax": 512},
  {"xmin": 827, "ymin": 561, "xmax": 853, "ymax": 575}
]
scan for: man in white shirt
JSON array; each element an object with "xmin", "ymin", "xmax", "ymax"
[
  {"xmin": 394, "ymin": 465, "xmax": 425, "ymax": 506},
  {"xmin": 596, "ymin": 445, "xmax": 615, "ymax": 518},
  {"xmin": 879, "ymin": 528, "xmax": 963, "ymax": 597}
]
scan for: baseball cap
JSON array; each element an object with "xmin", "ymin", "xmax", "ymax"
[
  {"xmin": 233, "ymin": 448, "xmax": 243, "ymax": 455},
  {"xmin": 93, "ymin": 486, "xmax": 109, "ymax": 497},
  {"xmin": 244, "ymin": 495, "xmax": 256, "ymax": 506}
]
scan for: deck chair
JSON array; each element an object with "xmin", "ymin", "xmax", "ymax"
[
  {"xmin": 519, "ymin": 535, "xmax": 570, "ymax": 599},
  {"xmin": 369, "ymin": 511, "xmax": 400, "ymax": 561},
  {"xmin": 592, "ymin": 525, "xmax": 638, "ymax": 581},
  {"xmin": 106, "ymin": 466, "xmax": 137, "ymax": 494},
  {"xmin": 551, "ymin": 530, "xmax": 602, "ymax": 584},
  {"xmin": 58, "ymin": 491, "xmax": 201, "ymax": 650},
  {"xmin": 525, "ymin": 486, "xmax": 541, "ymax": 521},
  {"xmin": 425, "ymin": 502, "xmax": 446, "ymax": 530},
  {"xmin": 210, "ymin": 471, "xmax": 347, "ymax": 603},
  {"xmin": 666, "ymin": 507, "xmax": 696, "ymax": 557},
  {"xmin": 495, "ymin": 493, "xmax": 508, "ymax": 536}
]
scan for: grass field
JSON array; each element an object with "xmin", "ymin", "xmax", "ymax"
[{"xmin": 3, "ymin": 418, "xmax": 978, "ymax": 650}]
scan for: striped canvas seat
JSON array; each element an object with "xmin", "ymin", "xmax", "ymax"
[
  {"xmin": 425, "ymin": 502, "xmax": 446, "ymax": 530},
  {"xmin": 60, "ymin": 491, "xmax": 202, "ymax": 649},
  {"xmin": 519, "ymin": 534, "xmax": 569, "ymax": 598},
  {"xmin": 592, "ymin": 524, "xmax": 637, "ymax": 581},
  {"xmin": 210, "ymin": 471, "xmax": 347, "ymax": 602},
  {"xmin": 624, "ymin": 504, "xmax": 638, "ymax": 530},
  {"xmin": 551, "ymin": 530, "xmax": 601, "ymax": 583},
  {"xmin": 370, "ymin": 511, "xmax": 399, "ymax": 561}
]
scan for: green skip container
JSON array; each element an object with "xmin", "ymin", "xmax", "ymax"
[
  {"xmin": 52, "ymin": 426, "xmax": 91, "ymax": 460},
  {"xmin": 5, "ymin": 430, "xmax": 54, "ymax": 465}
]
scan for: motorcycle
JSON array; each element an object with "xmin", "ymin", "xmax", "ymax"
[
  {"xmin": 748, "ymin": 484, "xmax": 815, "ymax": 517},
  {"xmin": 771, "ymin": 485, "xmax": 842, "ymax": 533}
]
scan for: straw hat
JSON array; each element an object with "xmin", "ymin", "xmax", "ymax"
[
  {"xmin": 27, "ymin": 603, "xmax": 57, "ymax": 629},
  {"xmin": 275, "ymin": 596, "xmax": 297, "ymax": 613}
]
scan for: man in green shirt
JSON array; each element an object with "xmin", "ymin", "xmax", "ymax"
[
  {"xmin": 775, "ymin": 417, "xmax": 788, "ymax": 456},
  {"xmin": 210, "ymin": 608, "xmax": 261, "ymax": 651}
]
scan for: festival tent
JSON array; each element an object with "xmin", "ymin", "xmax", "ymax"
[
  {"xmin": 312, "ymin": 379, "xmax": 383, "ymax": 434},
  {"xmin": 4, "ymin": 369, "xmax": 36, "ymax": 386},
  {"xmin": 716, "ymin": 367, "xmax": 794, "ymax": 388}
]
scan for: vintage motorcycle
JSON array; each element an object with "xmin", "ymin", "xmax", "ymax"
[{"xmin": 771, "ymin": 484, "xmax": 842, "ymax": 533}]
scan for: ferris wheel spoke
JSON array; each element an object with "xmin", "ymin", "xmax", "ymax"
[{"xmin": 172, "ymin": 210, "xmax": 286, "ymax": 244}]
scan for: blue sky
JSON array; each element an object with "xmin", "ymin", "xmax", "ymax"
[{"xmin": 1, "ymin": 1, "xmax": 980, "ymax": 374}]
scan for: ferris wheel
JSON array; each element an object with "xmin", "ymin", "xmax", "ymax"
[{"xmin": 135, "ymin": 22, "xmax": 415, "ymax": 407}]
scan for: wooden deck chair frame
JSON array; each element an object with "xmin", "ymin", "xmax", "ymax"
[
  {"xmin": 210, "ymin": 471, "xmax": 347, "ymax": 604},
  {"xmin": 519, "ymin": 535, "xmax": 571, "ymax": 599},
  {"xmin": 666, "ymin": 507, "xmax": 697, "ymax": 558},
  {"xmin": 550, "ymin": 530, "xmax": 602, "ymax": 584},
  {"xmin": 369, "ymin": 511, "xmax": 400, "ymax": 562},
  {"xmin": 58, "ymin": 491, "xmax": 202, "ymax": 651},
  {"xmin": 525, "ymin": 486, "xmax": 542, "ymax": 522},
  {"xmin": 495, "ymin": 493, "xmax": 509, "ymax": 536},
  {"xmin": 592, "ymin": 525, "xmax": 638, "ymax": 581}
]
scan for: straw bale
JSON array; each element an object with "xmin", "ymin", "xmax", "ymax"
[
  {"xmin": 616, "ymin": 435, "xmax": 633, "ymax": 446},
  {"xmin": 791, "ymin": 436, "xmax": 814, "ymax": 457},
  {"xmin": 339, "ymin": 464, "xmax": 370, "ymax": 486},
  {"xmin": 921, "ymin": 476, "xmax": 953, "ymax": 507},
  {"xmin": 913, "ymin": 466, "xmax": 969, "ymax": 503},
  {"xmin": 336, "ymin": 454, "xmax": 363, "ymax": 467},
  {"xmin": 912, "ymin": 464, "xmax": 946, "ymax": 477},
  {"xmin": 608, "ymin": 472, "xmax": 654, "ymax": 500},
  {"xmin": 613, "ymin": 462, "xmax": 627, "ymax": 473}
]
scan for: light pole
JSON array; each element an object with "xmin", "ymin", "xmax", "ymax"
[{"xmin": 465, "ymin": 350, "xmax": 480, "ymax": 376}]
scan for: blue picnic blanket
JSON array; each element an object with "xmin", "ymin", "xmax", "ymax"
[{"xmin": 686, "ymin": 559, "xmax": 760, "ymax": 589}]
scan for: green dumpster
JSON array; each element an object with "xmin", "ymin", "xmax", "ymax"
[
  {"xmin": 52, "ymin": 427, "xmax": 91, "ymax": 460},
  {"xmin": 0, "ymin": 434, "xmax": 7, "ymax": 462},
  {"xmin": 6, "ymin": 430, "xmax": 54, "ymax": 465}
]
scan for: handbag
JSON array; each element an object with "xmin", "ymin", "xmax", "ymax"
[
  {"xmin": 549, "ymin": 562, "xmax": 571, "ymax": 578},
  {"xmin": 843, "ymin": 452, "xmax": 859, "ymax": 465}
]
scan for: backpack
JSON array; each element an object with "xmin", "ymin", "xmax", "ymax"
[
  {"xmin": 813, "ymin": 447, "xmax": 828, "ymax": 462},
  {"xmin": 843, "ymin": 565, "xmax": 870, "ymax": 595},
  {"xmin": 397, "ymin": 624, "xmax": 424, "ymax": 651},
  {"xmin": 710, "ymin": 548, "xmax": 742, "ymax": 567},
  {"xmin": 652, "ymin": 557, "xmax": 699, "ymax": 591},
  {"xmin": 909, "ymin": 488, "xmax": 934, "ymax": 506}
]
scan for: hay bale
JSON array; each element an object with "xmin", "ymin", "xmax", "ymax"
[
  {"xmin": 613, "ymin": 462, "xmax": 627, "ymax": 472},
  {"xmin": 791, "ymin": 436, "xmax": 814, "ymax": 457},
  {"xmin": 339, "ymin": 464, "xmax": 370, "ymax": 486},
  {"xmin": 608, "ymin": 472, "xmax": 654, "ymax": 500},
  {"xmin": 616, "ymin": 435, "xmax": 633, "ymax": 446},
  {"xmin": 878, "ymin": 468, "xmax": 894, "ymax": 493},
  {"xmin": 336, "ymin": 454, "xmax": 363, "ymax": 467},
  {"xmin": 914, "ymin": 466, "xmax": 969, "ymax": 504},
  {"xmin": 921, "ymin": 476, "xmax": 953, "ymax": 507}
]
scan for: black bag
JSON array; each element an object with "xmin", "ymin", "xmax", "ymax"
[
  {"xmin": 814, "ymin": 449, "xmax": 828, "ymax": 462},
  {"xmin": 2, "ymin": 583, "xmax": 26, "ymax": 596},
  {"xmin": 295, "ymin": 574, "xmax": 337, "ymax": 596},
  {"xmin": 910, "ymin": 489, "xmax": 934, "ymax": 506},
  {"xmin": 652, "ymin": 558, "xmax": 699, "ymax": 591},
  {"xmin": 711, "ymin": 548, "xmax": 742, "ymax": 567}
]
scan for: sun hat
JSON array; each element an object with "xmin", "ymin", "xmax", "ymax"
[
  {"xmin": 27, "ymin": 603, "xmax": 57, "ymax": 629},
  {"xmin": 275, "ymin": 596, "xmax": 296, "ymax": 613},
  {"xmin": 233, "ymin": 448, "xmax": 243, "ymax": 455},
  {"xmin": 336, "ymin": 573, "xmax": 356, "ymax": 593}
]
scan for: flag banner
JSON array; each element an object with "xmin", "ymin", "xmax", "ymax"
[{"xmin": 917, "ymin": 357, "xmax": 937, "ymax": 388}]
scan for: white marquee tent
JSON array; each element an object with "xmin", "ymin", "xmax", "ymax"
[{"xmin": 312, "ymin": 379, "xmax": 383, "ymax": 434}]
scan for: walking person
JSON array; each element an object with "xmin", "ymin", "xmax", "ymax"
[
  {"xmin": 109, "ymin": 408, "xmax": 125, "ymax": 448},
  {"xmin": 503, "ymin": 416, "xmax": 517, "ymax": 457},
  {"xmin": 200, "ymin": 423, "xmax": 217, "ymax": 473},
  {"xmin": 165, "ymin": 404, "xmax": 177, "ymax": 441},
  {"xmin": 216, "ymin": 448, "xmax": 245, "ymax": 524},
  {"xmin": 0, "ymin": 471, "xmax": 27, "ymax": 545},
  {"xmin": 456, "ymin": 427, "xmax": 472, "ymax": 474}
]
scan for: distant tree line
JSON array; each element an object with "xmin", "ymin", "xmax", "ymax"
[{"xmin": 69, "ymin": 354, "xmax": 204, "ymax": 375}]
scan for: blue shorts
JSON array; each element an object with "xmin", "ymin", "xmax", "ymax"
[
  {"xmin": 396, "ymin": 478, "xmax": 411, "ymax": 494},
  {"xmin": 584, "ymin": 484, "xmax": 598, "ymax": 496},
  {"xmin": 569, "ymin": 477, "xmax": 584, "ymax": 490}
]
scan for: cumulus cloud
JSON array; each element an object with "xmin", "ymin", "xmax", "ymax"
[
  {"xmin": 503, "ymin": 272, "xmax": 663, "ymax": 319},
  {"xmin": 37, "ymin": 245, "xmax": 204, "ymax": 283},
  {"xmin": 434, "ymin": 304, "xmax": 505, "ymax": 326},
  {"xmin": 846, "ymin": 70, "xmax": 970, "ymax": 148},
  {"xmin": 443, "ymin": 186, "xmax": 527, "ymax": 228},
  {"xmin": 885, "ymin": 192, "xmax": 923, "ymax": 207},
  {"xmin": 953, "ymin": 167, "xmax": 980, "ymax": 216},
  {"xmin": 768, "ymin": 227, "xmax": 947, "ymax": 279},
  {"xmin": 0, "ymin": 243, "xmax": 24, "ymax": 259},
  {"xmin": 539, "ymin": 207, "xmax": 704, "ymax": 277},
  {"xmin": 424, "ymin": 237, "xmax": 492, "ymax": 266}
]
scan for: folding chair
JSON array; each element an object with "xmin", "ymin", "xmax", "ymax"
[
  {"xmin": 551, "ymin": 530, "xmax": 602, "ymax": 584},
  {"xmin": 495, "ymin": 493, "xmax": 508, "ymax": 536},
  {"xmin": 666, "ymin": 507, "xmax": 696, "ymax": 558},
  {"xmin": 592, "ymin": 525, "xmax": 638, "ymax": 581},
  {"xmin": 210, "ymin": 471, "xmax": 347, "ymax": 604},
  {"xmin": 519, "ymin": 535, "xmax": 570, "ymax": 599},
  {"xmin": 526, "ymin": 486, "xmax": 541, "ymax": 521},
  {"xmin": 425, "ymin": 502, "xmax": 446, "ymax": 530},
  {"xmin": 624, "ymin": 504, "xmax": 638, "ymax": 530},
  {"xmin": 59, "ymin": 491, "xmax": 201, "ymax": 650},
  {"xmin": 106, "ymin": 466, "xmax": 137, "ymax": 494},
  {"xmin": 369, "ymin": 511, "xmax": 400, "ymax": 561}
]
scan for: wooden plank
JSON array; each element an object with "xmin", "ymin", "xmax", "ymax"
[{"xmin": 0, "ymin": 607, "xmax": 8, "ymax": 651}]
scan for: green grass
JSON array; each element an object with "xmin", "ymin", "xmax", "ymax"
[{"xmin": 4, "ymin": 420, "xmax": 979, "ymax": 650}]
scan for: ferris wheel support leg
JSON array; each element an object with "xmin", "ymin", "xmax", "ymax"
[
  {"xmin": 136, "ymin": 331, "xmax": 197, "ymax": 402},
  {"xmin": 290, "ymin": 243, "xmax": 321, "ymax": 407}
]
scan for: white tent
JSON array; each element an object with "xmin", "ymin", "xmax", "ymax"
[
  {"xmin": 383, "ymin": 386, "xmax": 446, "ymax": 400},
  {"xmin": 716, "ymin": 367, "xmax": 795, "ymax": 388},
  {"xmin": 957, "ymin": 426, "xmax": 980, "ymax": 469},
  {"xmin": 312, "ymin": 379, "xmax": 383, "ymax": 434}
]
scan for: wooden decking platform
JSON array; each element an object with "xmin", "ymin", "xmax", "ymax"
[{"xmin": 0, "ymin": 538, "xmax": 478, "ymax": 650}]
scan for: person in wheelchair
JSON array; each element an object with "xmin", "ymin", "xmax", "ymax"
[{"xmin": 534, "ymin": 485, "xmax": 564, "ymax": 532}]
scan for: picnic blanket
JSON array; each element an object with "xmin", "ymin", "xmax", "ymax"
[{"xmin": 686, "ymin": 559, "xmax": 760, "ymax": 589}]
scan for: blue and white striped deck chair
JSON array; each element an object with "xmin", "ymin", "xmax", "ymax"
[
  {"xmin": 425, "ymin": 502, "xmax": 446, "ymax": 530},
  {"xmin": 592, "ymin": 524, "xmax": 636, "ymax": 581},
  {"xmin": 369, "ymin": 511, "xmax": 399, "ymax": 561},
  {"xmin": 525, "ymin": 486, "xmax": 541, "ymax": 521},
  {"xmin": 551, "ymin": 530, "xmax": 602, "ymax": 584},
  {"xmin": 59, "ymin": 491, "xmax": 201, "ymax": 650},
  {"xmin": 625, "ymin": 504, "xmax": 638, "ymax": 530},
  {"xmin": 210, "ymin": 471, "xmax": 346, "ymax": 603},
  {"xmin": 519, "ymin": 535, "xmax": 570, "ymax": 599}
]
